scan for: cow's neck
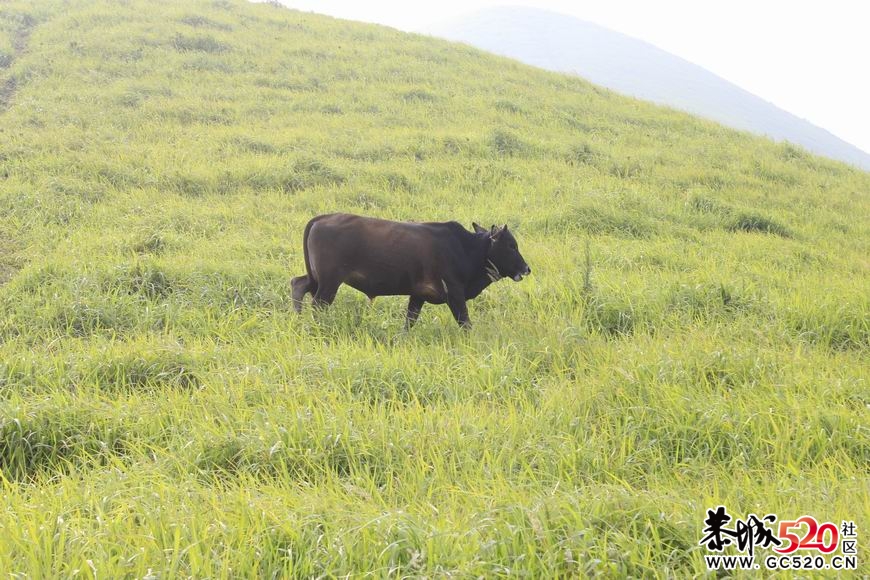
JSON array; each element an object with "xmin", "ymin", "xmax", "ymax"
[{"xmin": 464, "ymin": 233, "xmax": 495, "ymax": 299}]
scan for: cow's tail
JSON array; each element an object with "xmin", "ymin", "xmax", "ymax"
[
  {"xmin": 301, "ymin": 217, "xmax": 317, "ymax": 289},
  {"xmin": 292, "ymin": 217, "xmax": 319, "ymax": 312}
]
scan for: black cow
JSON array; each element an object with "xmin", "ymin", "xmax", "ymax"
[{"xmin": 291, "ymin": 213, "xmax": 531, "ymax": 328}]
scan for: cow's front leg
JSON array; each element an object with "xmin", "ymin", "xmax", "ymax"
[
  {"xmin": 405, "ymin": 296, "xmax": 424, "ymax": 329},
  {"xmin": 447, "ymin": 292, "xmax": 471, "ymax": 329}
]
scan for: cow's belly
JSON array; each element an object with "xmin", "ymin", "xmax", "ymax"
[
  {"xmin": 413, "ymin": 279, "xmax": 448, "ymax": 303},
  {"xmin": 344, "ymin": 270, "xmax": 412, "ymax": 298},
  {"xmin": 344, "ymin": 271, "xmax": 447, "ymax": 303}
]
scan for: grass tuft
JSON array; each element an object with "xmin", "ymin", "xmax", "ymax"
[
  {"xmin": 728, "ymin": 212, "xmax": 792, "ymax": 237},
  {"xmin": 172, "ymin": 33, "xmax": 230, "ymax": 53}
]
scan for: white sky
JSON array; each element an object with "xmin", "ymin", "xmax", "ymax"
[{"xmin": 274, "ymin": 1, "xmax": 870, "ymax": 157}]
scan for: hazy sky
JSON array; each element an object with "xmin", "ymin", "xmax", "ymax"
[{"xmin": 275, "ymin": 0, "xmax": 870, "ymax": 157}]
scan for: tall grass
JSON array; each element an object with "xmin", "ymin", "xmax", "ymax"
[{"xmin": 0, "ymin": 0, "xmax": 868, "ymax": 576}]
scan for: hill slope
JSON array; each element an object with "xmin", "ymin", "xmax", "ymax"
[
  {"xmin": 426, "ymin": 6, "xmax": 870, "ymax": 171},
  {"xmin": 0, "ymin": 0, "xmax": 868, "ymax": 576}
]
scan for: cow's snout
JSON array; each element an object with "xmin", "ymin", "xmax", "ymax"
[{"xmin": 512, "ymin": 265, "xmax": 531, "ymax": 282}]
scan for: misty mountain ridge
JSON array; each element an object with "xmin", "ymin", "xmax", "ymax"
[{"xmin": 425, "ymin": 6, "xmax": 870, "ymax": 171}]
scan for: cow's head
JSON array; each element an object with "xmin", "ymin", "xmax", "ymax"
[{"xmin": 473, "ymin": 222, "xmax": 531, "ymax": 282}]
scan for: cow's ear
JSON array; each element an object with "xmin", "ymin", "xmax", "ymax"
[
  {"xmin": 472, "ymin": 222, "xmax": 487, "ymax": 234},
  {"xmin": 491, "ymin": 224, "xmax": 503, "ymax": 239},
  {"xmin": 502, "ymin": 224, "xmax": 509, "ymax": 232}
]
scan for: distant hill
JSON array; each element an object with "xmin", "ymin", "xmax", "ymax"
[{"xmin": 426, "ymin": 6, "xmax": 870, "ymax": 171}]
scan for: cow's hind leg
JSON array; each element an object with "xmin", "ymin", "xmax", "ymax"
[
  {"xmin": 312, "ymin": 277, "xmax": 340, "ymax": 309},
  {"xmin": 291, "ymin": 275, "xmax": 315, "ymax": 313},
  {"xmin": 405, "ymin": 296, "xmax": 424, "ymax": 329}
]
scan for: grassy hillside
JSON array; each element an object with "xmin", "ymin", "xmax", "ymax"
[{"xmin": 0, "ymin": 0, "xmax": 868, "ymax": 576}]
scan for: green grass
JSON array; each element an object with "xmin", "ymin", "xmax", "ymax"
[{"xmin": 0, "ymin": 0, "xmax": 868, "ymax": 576}]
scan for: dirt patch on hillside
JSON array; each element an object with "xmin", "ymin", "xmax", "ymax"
[
  {"xmin": 0, "ymin": 13, "xmax": 35, "ymax": 113},
  {"xmin": 0, "ymin": 76, "xmax": 19, "ymax": 111},
  {"xmin": 0, "ymin": 15, "xmax": 36, "ymax": 287},
  {"xmin": 0, "ymin": 264, "xmax": 17, "ymax": 286}
]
